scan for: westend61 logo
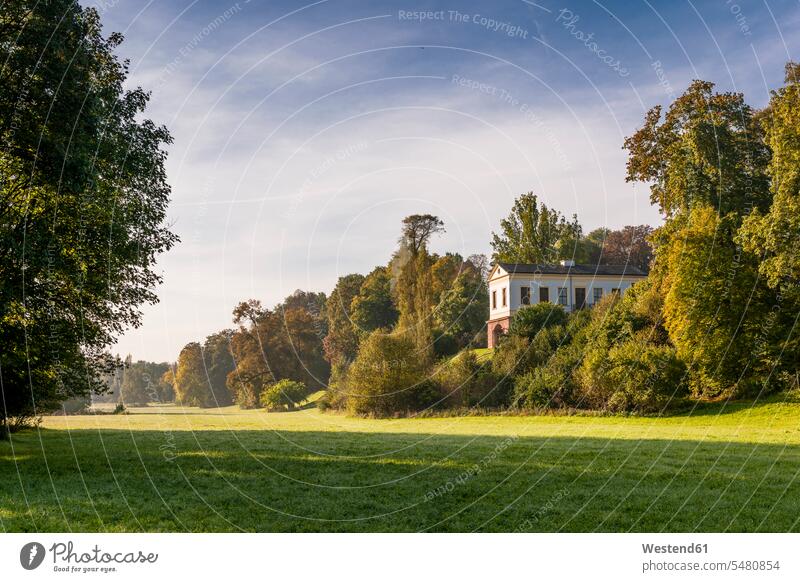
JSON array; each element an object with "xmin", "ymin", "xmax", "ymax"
[{"xmin": 19, "ymin": 541, "xmax": 158, "ymax": 573}]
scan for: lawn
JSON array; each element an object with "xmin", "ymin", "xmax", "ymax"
[{"xmin": 2, "ymin": 395, "xmax": 800, "ymax": 532}]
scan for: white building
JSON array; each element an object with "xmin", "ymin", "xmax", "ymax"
[{"xmin": 486, "ymin": 260, "xmax": 647, "ymax": 348}]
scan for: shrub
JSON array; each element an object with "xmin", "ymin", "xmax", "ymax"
[
  {"xmin": 508, "ymin": 303, "xmax": 567, "ymax": 339},
  {"xmin": 345, "ymin": 331, "xmax": 435, "ymax": 416},
  {"xmin": 436, "ymin": 351, "xmax": 505, "ymax": 408},
  {"xmin": 432, "ymin": 330, "xmax": 459, "ymax": 358},
  {"xmin": 578, "ymin": 340, "xmax": 687, "ymax": 413},
  {"xmin": 259, "ymin": 379, "xmax": 309, "ymax": 411},
  {"xmin": 321, "ymin": 362, "xmax": 350, "ymax": 411},
  {"xmin": 493, "ymin": 321, "xmax": 573, "ymax": 380},
  {"xmin": 61, "ymin": 396, "xmax": 90, "ymax": 414},
  {"xmin": 513, "ymin": 342, "xmax": 582, "ymax": 409}
]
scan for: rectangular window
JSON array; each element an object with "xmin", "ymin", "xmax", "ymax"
[
  {"xmin": 575, "ymin": 287, "xmax": 586, "ymax": 309},
  {"xmin": 492, "ymin": 290, "xmax": 497, "ymax": 309},
  {"xmin": 557, "ymin": 287, "xmax": 568, "ymax": 306},
  {"xmin": 611, "ymin": 288, "xmax": 620, "ymax": 297},
  {"xmin": 593, "ymin": 287, "xmax": 604, "ymax": 304},
  {"xmin": 520, "ymin": 286, "xmax": 530, "ymax": 305},
  {"xmin": 539, "ymin": 286, "xmax": 550, "ymax": 303},
  {"xmin": 502, "ymin": 287, "xmax": 507, "ymax": 307}
]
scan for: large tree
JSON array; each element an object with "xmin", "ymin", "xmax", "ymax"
[
  {"xmin": 350, "ymin": 267, "xmax": 398, "ymax": 333},
  {"xmin": 660, "ymin": 207, "xmax": 775, "ymax": 396},
  {"xmin": 174, "ymin": 343, "xmax": 209, "ymax": 407},
  {"xmin": 739, "ymin": 62, "xmax": 800, "ymax": 386},
  {"xmin": 322, "ymin": 274, "xmax": 364, "ymax": 366},
  {"xmin": 201, "ymin": 331, "xmax": 236, "ymax": 407},
  {"xmin": 393, "ymin": 215, "xmax": 444, "ymax": 358},
  {"xmin": 228, "ymin": 294, "xmax": 330, "ymax": 408},
  {"xmin": 601, "ymin": 225, "xmax": 654, "ymax": 272},
  {"xmin": 491, "ymin": 192, "xmax": 576, "ymax": 263},
  {"xmin": 0, "ymin": 1, "xmax": 176, "ymax": 430},
  {"xmin": 624, "ymin": 79, "xmax": 771, "ymax": 217},
  {"xmin": 119, "ymin": 361, "xmax": 171, "ymax": 406}
]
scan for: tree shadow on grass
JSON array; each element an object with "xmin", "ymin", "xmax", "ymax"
[{"xmin": 1, "ymin": 429, "xmax": 798, "ymax": 533}]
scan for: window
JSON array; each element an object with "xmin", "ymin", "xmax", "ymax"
[
  {"xmin": 557, "ymin": 287, "xmax": 568, "ymax": 306},
  {"xmin": 611, "ymin": 288, "xmax": 620, "ymax": 297},
  {"xmin": 502, "ymin": 287, "xmax": 507, "ymax": 307},
  {"xmin": 520, "ymin": 286, "xmax": 530, "ymax": 305},
  {"xmin": 575, "ymin": 287, "xmax": 586, "ymax": 309},
  {"xmin": 539, "ymin": 286, "xmax": 550, "ymax": 303},
  {"xmin": 492, "ymin": 290, "xmax": 497, "ymax": 309},
  {"xmin": 593, "ymin": 287, "xmax": 603, "ymax": 304}
]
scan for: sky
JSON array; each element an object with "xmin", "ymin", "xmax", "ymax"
[{"xmin": 89, "ymin": 0, "xmax": 800, "ymax": 362}]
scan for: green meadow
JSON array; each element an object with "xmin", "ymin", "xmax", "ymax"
[{"xmin": 2, "ymin": 395, "xmax": 800, "ymax": 532}]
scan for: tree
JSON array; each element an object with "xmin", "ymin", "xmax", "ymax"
[
  {"xmin": 322, "ymin": 274, "xmax": 364, "ymax": 366},
  {"xmin": 508, "ymin": 303, "xmax": 568, "ymax": 339},
  {"xmin": 624, "ymin": 80, "xmax": 771, "ymax": 217},
  {"xmin": 738, "ymin": 62, "xmax": 800, "ymax": 387},
  {"xmin": 259, "ymin": 380, "xmax": 309, "ymax": 411},
  {"xmin": 344, "ymin": 331, "xmax": 434, "ymax": 416},
  {"xmin": 661, "ymin": 207, "xmax": 775, "ymax": 396},
  {"xmin": 491, "ymin": 192, "xmax": 576, "ymax": 263},
  {"xmin": 392, "ymin": 215, "xmax": 444, "ymax": 358},
  {"xmin": 350, "ymin": 267, "xmax": 398, "ymax": 332},
  {"xmin": 399, "ymin": 214, "xmax": 444, "ymax": 255},
  {"xmin": 430, "ymin": 253, "xmax": 464, "ymax": 301},
  {"xmin": 228, "ymin": 293, "xmax": 330, "ymax": 408},
  {"xmin": 601, "ymin": 225, "xmax": 654, "ymax": 272},
  {"xmin": 174, "ymin": 343, "xmax": 209, "ymax": 407},
  {"xmin": 433, "ymin": 267, "xmax": 489, "ymax": 349},
  {"xmin": 583, "ymin": 228, "xmax": 610, "ymax": 265},
  {"xmin": 201, "ymin": 331, "xmax": 236, "ymax": 406},
  {"xmin": 0, "ymin": 1, "xmax": 177, "ymax": 430},
  {"xmin": 119, "ymin": 361, "xmax": 171, "ymax": 406}
]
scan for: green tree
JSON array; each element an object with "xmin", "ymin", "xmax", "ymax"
[
  {"xmin": 392, "ymin": 215, "xmax": 444, "ymax": 359},
  {"xmin": 624, "ymin": 80, "xmax": 771, "ymax": 217},
  {"xmin": 345, "ymin": 331, "xmax": 434, "ymax": 416},
  {"xmin": 322, "ymin": 274, "xmax": 365, "ymax": 366},
  {"xmin": 0, "ymin": 1, "xmax": 176, "ymax": 430},
  {"xmin": 434, "ymin": 269, "xmax": 489, "ymax": 349},
  {"xmin": 491, "ymin": 192, "xmax": 573, "ymax": 263},
  {"xmin": 350, "ymin": 267, "xmax": 398, "ymax": 332},
  {"xmin": 259, "ymin": 379, "xmax": 309, "ymax": 411},
  {"xmin": 739, "ymin": 62, "xmax": 800, "ymax": 386},
  {"xmin": 201, "ymin": 331, "xmax": 235, "ymax": 407},
  {"xmin": 174, "ymin": 343, "xmax": 209, "ymax": 407},
  {"xmin": 120, "ymin": 361, "xmax": 171, "ymax": 406},
  {"xmin": 661, "ymin": 207, "xmax": 775, "ymax": 396},
  {"xmin": 508, "ymin": 303, "xmax": 568, "ymax": 339}
]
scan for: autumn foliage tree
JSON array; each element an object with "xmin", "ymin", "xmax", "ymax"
[{"xmin": 227, "ymin": 294, "xmax": 329, "ymax": 408}]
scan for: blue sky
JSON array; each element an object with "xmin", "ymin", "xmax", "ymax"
[{"xmin": 92, "ymin": 0, "xmax": 800, "ymax": 361}]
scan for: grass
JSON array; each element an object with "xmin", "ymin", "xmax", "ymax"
[{"xmin": 2, "ymin": 395, "xmax": 800, "ymax": 532}]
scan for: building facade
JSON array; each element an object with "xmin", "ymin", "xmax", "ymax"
[{"xmin": 486, "ymin": 260, "xmax": 647, "ymax": 348}]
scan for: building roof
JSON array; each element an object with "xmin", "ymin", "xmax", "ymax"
[{"xmin": 495, "ymin": 262, "xmax": 648, "ymax": 277}]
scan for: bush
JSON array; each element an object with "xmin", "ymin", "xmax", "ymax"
[
  {"xmin": 508, "ymin": 303, "xmax": 568, "ymax": 339},
  {"xmin": 344, "ymin": 331, "xmax": 435, "ymax": 416},
  {"xmin": 493, "ymin": 322, "xmax": 572, "ymax": 381},
  {"xmin": 432, "ymin": 330, "xmax": 459, "ymax": 358},
  {"xmin": 513, "ymin": 343, "xmax": 582, "ymax": 409},
  {"xmin": 60, "ymin": 396, "xmax": 90, "ymax": 414},
  {"xmin": 259, "ymin": 379, "xmax": 309, "ymax": 411},
  {"xmin": 578, "ymin": 340, "xmax": 687, "ymax": 413},
  {"xmin": 436, "ymin": 351, "xmax": 505, "ymax": 408}
]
